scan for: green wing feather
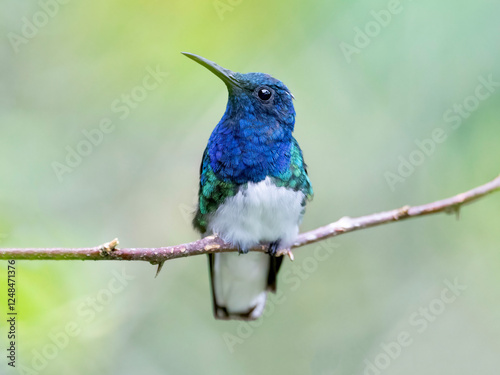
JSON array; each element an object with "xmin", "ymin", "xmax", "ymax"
[
  {"xmin": 193, "ymin": 148, "xmax": 239, "ymax": 233},
  {"xmin": 272, "ymin": 137, "xmax": 314, "ymax": 202}
]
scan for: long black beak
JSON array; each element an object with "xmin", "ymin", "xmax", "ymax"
[{"xmin": 182, "ymin": 52, "xmax": 240, "ymax": 89}]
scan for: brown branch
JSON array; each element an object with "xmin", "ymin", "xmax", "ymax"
[{"xmin": 1, "ymin": 175, "xmax": 499, "ymax": 264}]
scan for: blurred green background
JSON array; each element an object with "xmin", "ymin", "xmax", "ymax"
[{"xmin": 1, "ymin": 0, "xmax": 499, "ymax": 374}]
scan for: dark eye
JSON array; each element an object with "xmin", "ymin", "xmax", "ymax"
[{"xmin": 257, "ymin": 87, "xmax": 272, "ymax": 101}]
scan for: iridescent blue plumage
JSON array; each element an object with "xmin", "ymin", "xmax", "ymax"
[
  {"xmin": 207, "ymin": 72, "xmax": 295, "ymax": 184},
  {"xmin": 183, "ymin": 53, "xmax": 312, "ymax": 320}
]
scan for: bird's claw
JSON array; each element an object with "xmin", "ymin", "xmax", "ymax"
[
  {"xmin": 267, "ymin": 241, "xmax": 280, "ymax": 256},
  {"xmin": 238, "ymin": 247, "xmax": 249, "ymax": 255},
  {"xmin": 276, "ymin": 249, "xmax": 294, "ymax": 261}
]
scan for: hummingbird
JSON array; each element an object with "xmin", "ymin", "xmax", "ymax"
[{"xmin": 183, "ymin": 52, "xmax": 313, "ymax": 320}]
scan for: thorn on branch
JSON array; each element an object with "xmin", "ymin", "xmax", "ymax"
[{"xmin": 155, "ymin": 261, "xmax": 165, "ymax": 278}]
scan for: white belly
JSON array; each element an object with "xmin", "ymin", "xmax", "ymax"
[{"xmin": 208, "ymin": 177, "xmax": 305, "ymax": 251}]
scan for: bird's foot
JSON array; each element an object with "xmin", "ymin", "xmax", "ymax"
[
  {"xmin": 268, "ymin": 242, "xmax": 294, "ymax": 260},
  {"xmin": 283, "ymin": 250, "xmax": 295, "ymax": 261},
  {"xmin": 274, "ymin": 248, "xmax": 294, "ymax": 261},
  {"xmin": 237, "ymin": 247, "xmax": 249, "ymax": 255},
  {"xmin": 268, "ymin": 241, "xmax": 280, "ymax": 257}
]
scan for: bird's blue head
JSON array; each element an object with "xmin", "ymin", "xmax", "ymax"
[{"xmin": 183, "ymin": 52, "xmax": 296, "ymax": 184}]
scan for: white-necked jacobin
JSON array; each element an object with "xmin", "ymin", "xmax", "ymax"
[{"xmin": 183, "ymin": 52, "xmax": 313, "ymax": 320}]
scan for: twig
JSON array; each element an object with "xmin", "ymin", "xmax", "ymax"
[{"xmin": 0, "ymin": 175, "xmax": 499, "ymax": 263}]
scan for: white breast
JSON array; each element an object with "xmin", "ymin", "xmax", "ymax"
[{"xmin": 208, "ymin": 177, "xmax": 305, "ymax": 251}]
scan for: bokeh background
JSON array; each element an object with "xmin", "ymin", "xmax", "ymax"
[{"xmin": 1, "ymin": 0, "xmax": 499, "ymax": 374}]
